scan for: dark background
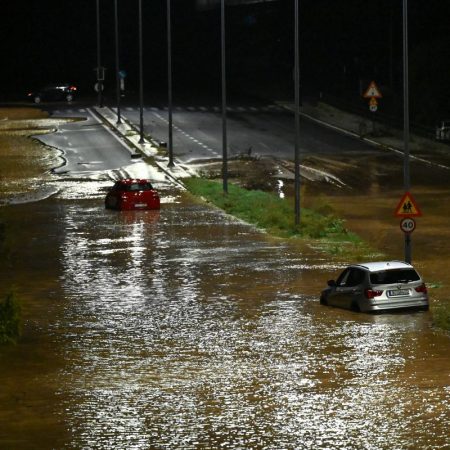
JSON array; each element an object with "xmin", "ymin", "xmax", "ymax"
[{"xmin": 1, "ymin": 0, "xmax": 449, "ymax": 125}]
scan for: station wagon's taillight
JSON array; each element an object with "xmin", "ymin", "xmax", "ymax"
[
  {"xmin": 364, "ymin": 289, "xmax": 383, "ymax": 299},
  {"xmin": 415, "ymin": 283, "xmax": 427, "ymax": 294}
]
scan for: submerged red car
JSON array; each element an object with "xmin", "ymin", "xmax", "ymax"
[{"xmin": 105, "ymin": 179, "xmax": 160, "ymax": 210}]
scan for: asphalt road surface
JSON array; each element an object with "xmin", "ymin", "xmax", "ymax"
[
  {"xmin": 41, "ymin": 99, "xmax": 385, "ymax": 170},
  {"xmin": 37, "ymin": 106, "xmax": 135, "ymax": 175},
  {"xmin": 112, "ymin": 101, "xmax": 382, "ymax": 163}
]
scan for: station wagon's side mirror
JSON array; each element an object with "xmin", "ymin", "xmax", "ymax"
[{"xmin": 327, "ymin": 280, "xmax": 336, "ymax": 287}]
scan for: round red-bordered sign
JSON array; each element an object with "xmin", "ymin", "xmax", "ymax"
[{"xmin": 400, "ymin": 217, "xmax": 416, "ymax": 234}]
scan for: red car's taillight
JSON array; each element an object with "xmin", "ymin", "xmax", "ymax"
[
  {"xmin": 415, "ymin": 283, "xmax": 427, "ymax": 294},
  {"xmin": 364, "ymin": 289, "xmax": 383, "ymax": 299}
]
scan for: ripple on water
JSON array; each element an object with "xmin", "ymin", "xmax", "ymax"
[{"xmin": 45, "ymin": 202, "xmax": 450, "ymax": 449}]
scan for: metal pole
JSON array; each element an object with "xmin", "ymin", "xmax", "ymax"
[
  {"xmin": 294, "ymin": 0, "xmax": 301, "ymax": 225},
  {"xmin": 114, "ymin": 0, "xmax": 122, "ymax": 124},
  {"xmin": 96, "ymin": 0, "xmax": 103, "ymax": 108},
  {"xmin": 221, "ymin": 0, "xmax": 228, "ymax": 194},
  {"xmin": 167, "ymin": 0, "xmax": 174, "ymax": 167},
  {"xmin": 403, "ymin": 0, "xmax": 411, "ymax": 263},
  {"xmin": 138, "ymin": 0, "xmax": 145, "ymax": 144}
]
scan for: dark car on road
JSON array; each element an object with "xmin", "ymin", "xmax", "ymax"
[
  {"xmin": 27, "ymin": 83, "xmax": 77, "ymax": 104},
  {"xmin": 320, "ymin": 261, "xmax": 429, "ymax": 313},
  {"xmin": 105, "ymin": 179, "xmax": 160, "ymax": 211}
]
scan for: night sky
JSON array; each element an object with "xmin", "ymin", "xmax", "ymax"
[{"xmin": 1, "ymin": 1, "xmax": 449, "ymax": 124}]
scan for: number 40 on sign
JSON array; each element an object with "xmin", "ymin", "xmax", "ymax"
[{"xmin": 400, "ymin": 217, "xmax": 416, "ymax": 234}]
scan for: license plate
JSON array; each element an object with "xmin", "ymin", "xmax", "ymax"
[
  {"xmin": 135, "ymin": 203, "xmax": 147, "ymax": 208},
  {"xmin": 387, "ymin": 289, "xmax": 409, "ymax": 297}
]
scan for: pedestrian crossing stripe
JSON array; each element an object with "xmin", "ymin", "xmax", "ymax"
[{"xmin": 394, "ymin": 192, "xmax": 422, "ymax": 217}]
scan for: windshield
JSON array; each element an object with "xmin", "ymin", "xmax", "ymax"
[{"xmin": 370, "ymin": 269, "xmax": 420, "ymax": 285}]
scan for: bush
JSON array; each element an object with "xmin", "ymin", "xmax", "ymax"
[
  {"xmin": 432, "ymin": 303, "xmax": 450, "ymax": 332},
  {"xmin": 0, "ymin": 291, "xmax": 21, "ymax": 344}
]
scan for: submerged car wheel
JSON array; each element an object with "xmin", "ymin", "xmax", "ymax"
[
  {"xmin": 351, "ymin": 300, "xmax": 361, "ymax": 312},
  {"xmin": 320, "ymin": 294, "xmax": 328, "ymax": 305},
  {"xmin": 34, "ymin": 96, "xmax": 41, "ymax": 104},
  {"xmin": 66, "ymin": 94, "xmax": 73, "ymax": 103},
  {"xmin": 105, "ymin": 196, "xmax": 118, "ymax": 209}
]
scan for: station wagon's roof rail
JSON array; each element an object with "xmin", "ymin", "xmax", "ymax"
[{"xmin": 352, "ymin": 261, "xmax": 413, "ymax": 271}]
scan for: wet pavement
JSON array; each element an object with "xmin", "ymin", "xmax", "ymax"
[
  {"xmin": 1, "ymin": 103, "xmax": 450, "ymax": 449},
  {"xmin": 1, "ymin": 180, "xmax": 449, "ymax": 449}
]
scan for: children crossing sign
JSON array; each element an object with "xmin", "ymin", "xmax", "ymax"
[
  {"xmin": 394, "ymin": 192, "xmax": 422, "ymax": 217},
  {"xmin": 363, "ymin": 81, "xmax": 382, "ymax": 99}
]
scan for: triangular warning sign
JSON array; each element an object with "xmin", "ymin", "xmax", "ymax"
[
  {"xmin": 363, "ymin": 81, "xmax": 382, "ymax": 99},
  {"xmin": 394, "ymin": 192, "xmax": 422, "ymax": 217}
]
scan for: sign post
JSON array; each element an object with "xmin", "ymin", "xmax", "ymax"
[
  {"xmin": 363, "ymin": 81, "xmax": 382, "ymax": 133},
  {"xmin": 394, "ymin": 192, "xmax": 422, "ymax": 263}
]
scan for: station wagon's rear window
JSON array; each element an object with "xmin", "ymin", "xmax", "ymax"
[{"xmin": 370, "ymin": 269, "xmax": 420, "ymax": 285}]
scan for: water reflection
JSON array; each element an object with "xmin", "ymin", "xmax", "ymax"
[
  {"xmin": 52, "ymin": 199, "xmax": 450, "ymax": 449},
  {"xmin": 0, "ymin": 197, "xmax": 449, "ymax": 449}
]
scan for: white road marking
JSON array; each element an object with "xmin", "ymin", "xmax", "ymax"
[
  {"xmin": 151, "ymin": 112, "xmax": 217, "ymax": 156},
  {"xmin": 86, "ymin": 108, "xmax": 135, "ymax": 153}
]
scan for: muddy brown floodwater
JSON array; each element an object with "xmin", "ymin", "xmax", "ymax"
[{"xmin": 0, "ymin": 176, "xmax": 449, "ymax": 450}]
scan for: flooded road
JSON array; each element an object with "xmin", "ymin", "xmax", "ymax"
[{"xmin": 1, "ymin": 182, "xmax": 449, "ymax": 449}]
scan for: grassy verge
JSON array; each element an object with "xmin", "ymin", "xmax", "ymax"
[
  {"xmin": 0, "ymin": 291, "xmax": 21, "ymax": 345},
  {"xmin": 184, "ymin": 178, "xmax": 450, "ymax": 332},
  {"xmin": 184, "ymin": 177, "xmax": 378, "ymax": 259},
  {"xmin": 432, "ymin": 303, "xmax": 450, "ymax": 331}
]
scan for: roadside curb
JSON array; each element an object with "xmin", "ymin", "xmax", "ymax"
[
  {"xmin": 276, "ymin": 101, "xmax": 400, "ymax": 149},
  {"xmin": 92, "ymin": 106, "xmax": 197, "ymax": 189}
]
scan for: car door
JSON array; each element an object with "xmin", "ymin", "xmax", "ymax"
[{"xmin": 327, "ymin": 268, "xmax": 365, "ymax": 310}]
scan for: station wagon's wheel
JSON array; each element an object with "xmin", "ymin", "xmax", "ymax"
[
  {"xmin": 34, "ymin": 96, "xmax": 41, "ymax": 104},
  {"xmin": 351, "ymin": 300, "xmax": 360, "ymax": 312},
  {"xmin": 66, "ymin": 94, "xmax": 73, "ymax": 103}
]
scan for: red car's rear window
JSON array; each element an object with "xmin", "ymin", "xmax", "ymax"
[{"xmin": 114, "ymin": 182, "xmax": 154, "ymax": 192}]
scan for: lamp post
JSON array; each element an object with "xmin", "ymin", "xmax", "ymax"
[
  {"xmin": 221, "ymin": 0, "xmax": 228, "ymax": 194},
  {"xmin": 167, "ymin": 0, "xmax": 174, "ymax": 167},
  {"xmin": 294, "ymin": 0, "xmax": 301, "ymax": 225},
  {"xmin": 114, "ymin": 0, "xmax": 122, "ymax": 124},
  {"xmin": 96, "ymin": 0, "xmax": 103, "ymax": 108},
  {"xmin": 403, "ymin": 0, "xmax": 411, "ymax": 263},
  {"xmin": 138, "ymin": 0, "xmax": 145, "ymax": 144}
]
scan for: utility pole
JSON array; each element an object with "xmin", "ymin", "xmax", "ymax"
[
  {"xmin": 114, "ymin": 0, "xmax": 122, "ymax": 124},
  {"xmin": 294, "ymin": 0, "xmax": 301, "ymax": 225},
  {"xmin": 403, "ymin": 0, "xmax": 411, "ymax": 263},
  {"xmin": 167, "ymin": 0, "xmax": 174, "ymax": 167},
  {"xmin": 138, "ymin": 0, "xmax": 144, "ymax": 144},
  {"xmin": 221, "ymin": 0, "xmax": 228, "ymax": 194},
  {"xmin": 96, "ymin": 0, "xmax": 103, "ymax": 108}
]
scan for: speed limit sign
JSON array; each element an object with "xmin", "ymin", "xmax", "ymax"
[{"xmin": 400, "ymin": 217, "xmax": 416, "ymax": 234}]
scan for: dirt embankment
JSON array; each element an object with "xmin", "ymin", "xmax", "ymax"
[{"xmin": 0, "ymin": 108, "xmax": 71, "ymax": 205}]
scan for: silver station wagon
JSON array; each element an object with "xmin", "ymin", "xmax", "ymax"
[{"xmin": 320, "ymin": 261, "xmax": 429, "ymax": 313}]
